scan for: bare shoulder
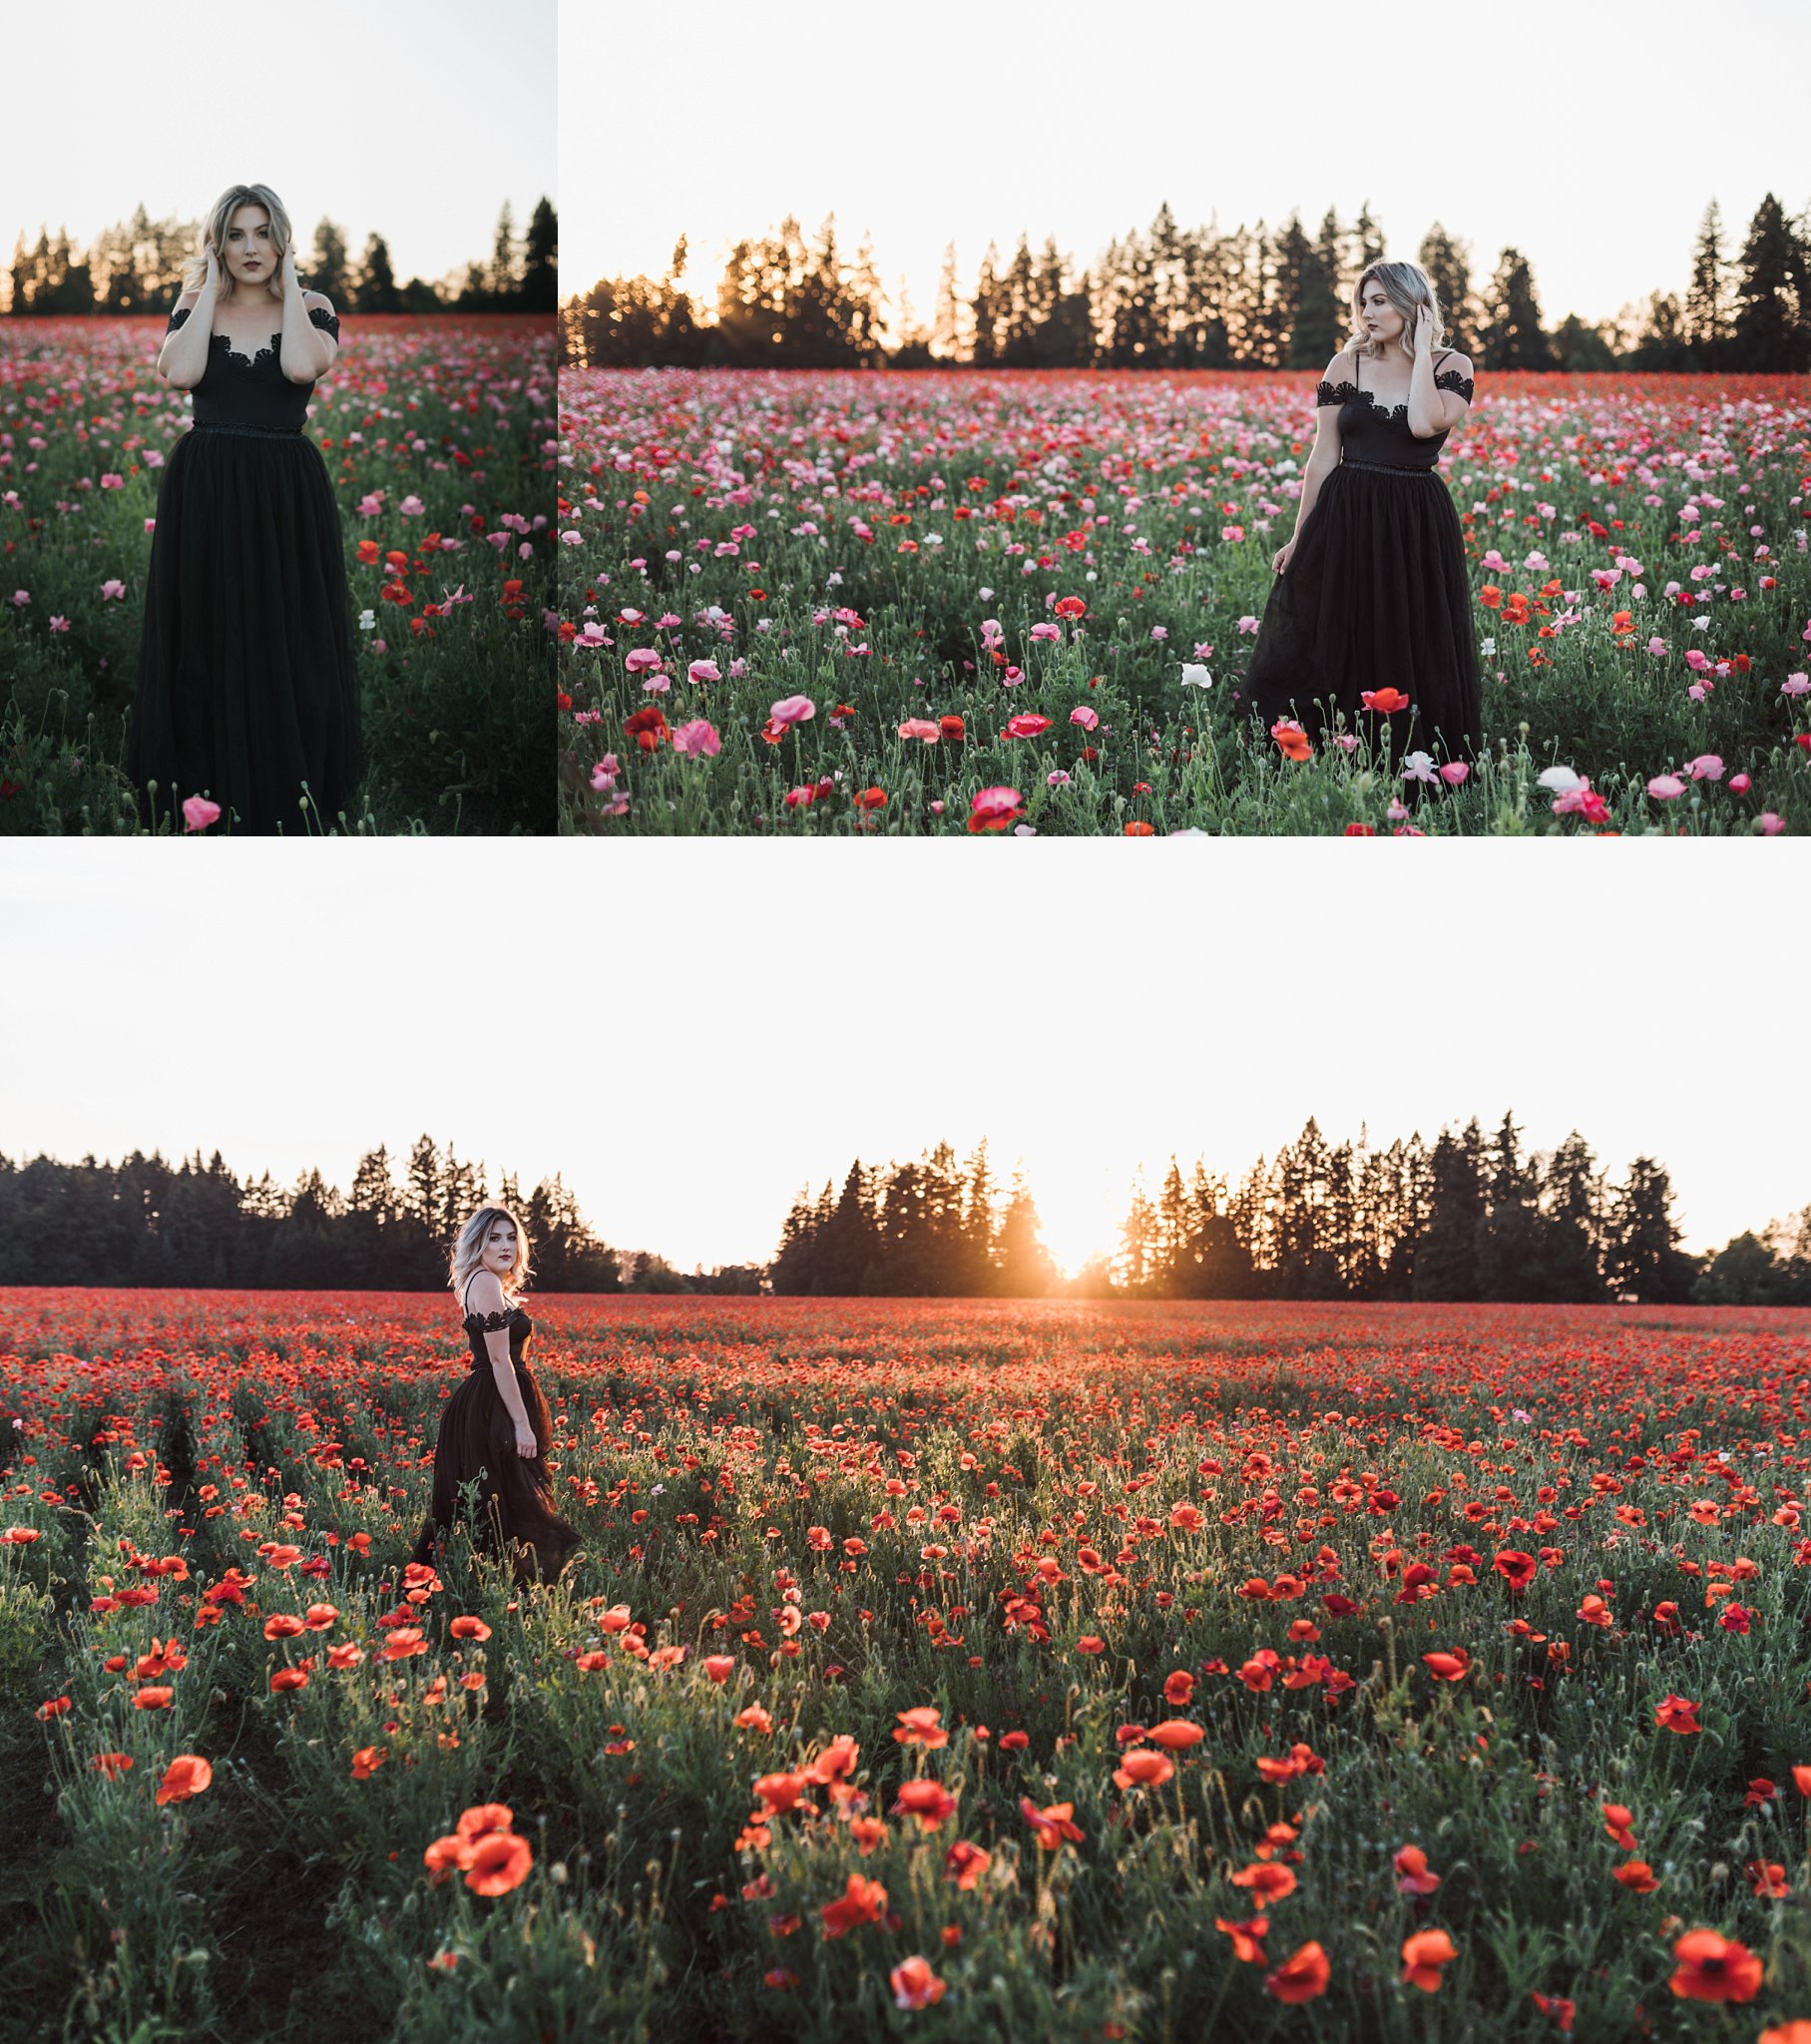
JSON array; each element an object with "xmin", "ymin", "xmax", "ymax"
[
  {"xmin": 175, "ymin": 290, "xmax": 202, "ymax": 312},
  {"xmin": 1436, "ymin": 349, "xmax": 1476, "ymax": 378},
  {"xmin": 302, "ymin": 290, "xmax": 336, "ymax": 316},
  {"xmin": 1317, "ymin": 350, "xmax": 1356, "ymax": 402},
  {"xmin": 463, "ymin": 1269, "xmax": 505, "ymax": 1312}
]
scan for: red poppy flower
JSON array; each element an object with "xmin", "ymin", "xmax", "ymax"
[
  {"xmin": 1668, "ymin": 1929, "xmax": 1762, "ymax": 2003},
  {"xmin": 1114, "ymin": 1750, "xmax": 1174, "ymax": 1790},
  {"xmin": 1265, "ymin": 1941, "xmax": 1331, "ymax": 2003},
  {"xmin": 1496, "ymin": 1545, "xmax": 1537, "ymax": 1594},
  {"xmin": 1020, "ymin": 1798, "xmax": 1084, "ymax": 1850},
  {"xmin": 819, "ymin": 1873, "xmax": 887, "ymax": 1939},
  {"xmin": 156, "ymin": 1755, "xmax": 213, "ymax": 1804},
  {"xmin": 465, "ymin": 1831, "xmax": 533, "ymax": 1896},
  {"xmin": 1401, "ymin": 1928, "xmax": 1459, "ymax": 1991},
  {"xmin": 1602, "ymin": 1804, "xmax": 1637, "ymax": 1849},
  {"xmin": 1654, "ymin": 1694, "xmax": 1701, "ymax": 1735},
  {"xmin": 892, "ymin": 1780, "xmax": 958, "ymax": 1830},
  {"xmin": 1215, "ymin": 1914, "xmax": 1269, "ymax": 1963}
]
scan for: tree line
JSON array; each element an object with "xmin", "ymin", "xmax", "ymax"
[
  {"xmin": 4, "ymin": 200, "xmax": 558, "ymax": 318},
  {"xmin": 770, "ymin": 1117, "xmax": 1811, "ymax": 1307},
  {"xmin": 0, "ymin": 1140, "xmax": 631, "ymax": 1292},
  {"xmin": 3, "ymin": 1126, "xmax": 1802, "ymax": 1306},
  {"xmin": 565, "ymin": 192, "xmax": 1811, "ymax": 375}
]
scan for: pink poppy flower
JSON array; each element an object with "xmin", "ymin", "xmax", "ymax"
[
  {"xmin": 182, "ymin": 796, "xmax": 222, "ymax": 832},
  {"xmin": 672, "ymin": 720, "xmax": 720, "ymax": 759},
  {"xmin": 1070, "ymin": 706, "xmax": 1100, "ymax": 731},
  {"xmin": 769, "ymin": 695, "xmax": 815, "ymax": 728}
]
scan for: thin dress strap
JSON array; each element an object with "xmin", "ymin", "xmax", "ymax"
[{"xmin": 463, "ymin": 1272, "xmax": 516, "ymax": 1318}]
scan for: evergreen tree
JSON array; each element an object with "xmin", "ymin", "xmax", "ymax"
[
  {"xmin": 1418, "ymin": 222, "xmax": 1474, "ymax": 355},
  {"xmin": 1301, "ymin": 208, "xmax": 1347, "ymax": 363},
  {"xmin": 1481, "ymin": 249, "xmax": 1555, "ymax": 369},
  {"xmin": 1270, "ymin": 213, "xmax": 1323, "ymax": 369},
  {"xmin": 521, "ymin": 198, "xmax": 558, "ymax": 313},
  {"xmin": 971, "ymin": 243, "xmax": 1003, "ymax": 366},
  {"xmin": 1117, "ymin": 1177, "xmax": 1159, "ymax": 1294},
  {"xmin": 995, "ymin": 1175, "xmax": 1057, "ymax": 1297},
  {"xmin": 1000, "ymin": 235, "xmax": 1039, "ymax": 366},
  {"xmin": 490, "ymin": 202, "xmax": 520, "ymax": 303},
  {"xmin": 355, "ymin": 233, "xmax": 402, "ymax": 314},
  {"xmin": 1729, "ymin": 191, "xmax": 1809, "ymax": 373},
  {"xmin": 307, "ymin": 220, "xmax": 351, "ymax": 307},
  {"xmin": 932, "ymin": 242, "xmax": 961, "ymax": 360},
  {"xmin": 814, "ymin": 1163, "xmax": 878, "ymax": 1293},
  {"xmin": 1627, "ymin": 290, "xmax": 1691, "ymax": 370},
  {"xmin": 1415, "ymin": 1123, "xmax": 1486, "ymax": 1299},
  {"xmin": 1608, "ymin": 1159, "xmax": 1699, "ymax": 1302},
  {"xmin": 1685, "ymin": 200, "xmax": 1729, "ymax": 371},
  {"xmin": 1541, "ymin": 1132, "xmax": 1606, "ymax": 1300}
]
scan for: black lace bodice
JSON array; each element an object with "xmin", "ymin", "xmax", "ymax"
[
  {"xmin": 461, "ymin": 1298, "xmax": 532, "ymax": 1370},
  {"xmin": 1314, "ymin": 349, "xmax": 1474, "ymax": 470},
  {"xmin": 166, "ymin": 301, "xmax": 340, "ymax": 431}
]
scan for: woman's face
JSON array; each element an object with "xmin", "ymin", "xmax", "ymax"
[
  {"xmin": 482, "ymin": 1219, "xmax": 518, "ymax": 1278},
  {"xmin": 1361, "ymin": 282, "xmax": 1408, "ymax": 349},
  {"xmin": 221, "ymin": 205, "xmax": 276, "ymax": 290}
]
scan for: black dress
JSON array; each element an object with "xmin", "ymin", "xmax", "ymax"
[
  {"xmin": 130, "ymin": 301, "xmax": 362, "ymax": 833},
  {"xmin": 410, "ymin": 1288, "xmax": 583, "ymax": 1585},
  {"xmin": 1244, "ymin": 348, "xmax": 1482, "ymax": 764}
]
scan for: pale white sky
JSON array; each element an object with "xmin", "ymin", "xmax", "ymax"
[
  {"xmin": 563, "ymin": 0, "xmax": 1808, "ymax": 337},
  {"xmin": 3, "ymin": 0, "xmax": 556, "ymax": 291},
  {"xmin": 1, "ymin": 842, "xmax": 1804, "ymax": 1276}
]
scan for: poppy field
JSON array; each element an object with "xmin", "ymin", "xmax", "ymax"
[
  {"xmin": 4, "ymin": 1289, "xmax": 1810, "ymax": 2042},
  {"xmin": 559, "ymin": 369, "xmax": 1811, "ymax": 835},
  {"xmin": 0, "ymin": 317, "xmax": 556, "ymax": 834}
]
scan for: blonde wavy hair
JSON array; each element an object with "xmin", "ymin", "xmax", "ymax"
[
  {"xmin": 449, "ymin": 1205, "xmax": 533, "ymax": 1309},
  {"xmin": 1348, "ymin": 260, "xmax": 1446, "ymax": 361},
  {"xmin": 181, "ymin": 184, "xmax": 294, "ymax": 299}
]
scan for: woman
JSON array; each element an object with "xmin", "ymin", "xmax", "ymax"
[
  {"xmin": 411, "ymin": 1206, "xmax": 584, "ymax": 1587},
  {"xmin": 131, "ymin": 184, "xmax": 362, "ymax": 833},
  {"xmin": 1243, "ymin": 260, "xmax": 1482, "ymax": 768}
]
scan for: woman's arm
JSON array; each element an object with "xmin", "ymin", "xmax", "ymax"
[
  {"xmin": 464, "ymin": 1272, "xmax": 535, "ymax": 1442},
  {"xmin": 1275, "ymin": 355, "xmax": 1349, "ymax": 572},
  {"xmin": 158, "ymin": 263, "xmax": 218, "ymax": 388},
  {"xmin": 1407, "ymin": 308, "xmax": 1473, "ymax": 439},
  {"xmin": 278, "ymin": 244, "xmax": 338, "ymax": 383}
]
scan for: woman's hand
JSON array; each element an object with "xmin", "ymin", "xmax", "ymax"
[
  {"xmin": 280, "ymin": 244, "xmax": 300, "ymax": 295},
  {"xmin": 514, "ymin": 1422, "xmax": 539, "ymax": 1459},
  {"xmin": 202, "ymin": 241, "xmax": 221, "ymax": 291},
  {"xmin": 1412, "ymin": 303, "xmax": 1434, "ymax": 355},
  {"xmin": 1272, "ymin": 538, "xmax": 1296, "ymax": 576}
]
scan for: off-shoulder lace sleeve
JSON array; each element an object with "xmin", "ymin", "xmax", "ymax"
[
  {"xmin": 1315, "ymin": 377, "xmax": 1354, "ymax": 408},
  {"xmin": 1434, "ymin": 368, "xmax": 1475, "ymax": 404},
  {"xmin": 463, "ymin": 1307, "xmax": 517, "ymax": 1333},
  {"xmin": 307, "ymin": 305, "xmax": 340, "ymax": 339},
  {"xmin": 167, "ymin": 304, "xmax": 191, "ymax": 331}
]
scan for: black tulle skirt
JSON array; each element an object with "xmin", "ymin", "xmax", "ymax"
[
  {"xmin": 411, "ymin": 1362, "xmax": 582, "ymax": 1585},
  {"xmin": 1243, "ymin": 462, "xmax": 1482, "ymax": 762},
  {"xmin": 130, "ymin": 425, "xmax": 362, "ymax": 833}
]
